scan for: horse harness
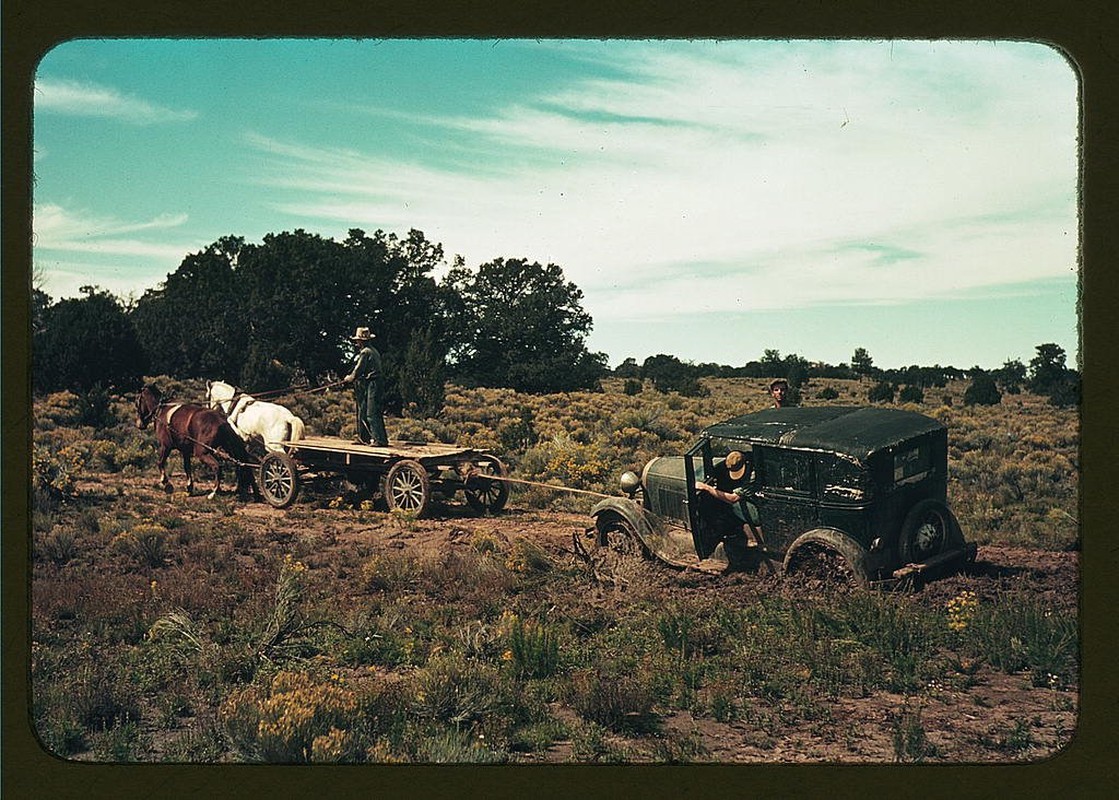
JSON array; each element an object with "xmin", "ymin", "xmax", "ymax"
[
  {"xmin": 160, "ymin": 403, "xmax": 185, "ymax": 431},
  {"xmin": 225, "ymin": 393, "xmax": 257, "ymax": 432},
  {"xmin": 137, "ymin": 396, "xmax": 177, "ymax": 429}
]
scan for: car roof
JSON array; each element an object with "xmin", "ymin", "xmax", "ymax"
[{"xmin": 700, "ymin": 406, "xmax": 946, "ymax": 461}]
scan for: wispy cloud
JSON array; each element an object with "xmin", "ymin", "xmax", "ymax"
[
  {"xmin": 242, "ymin": 41, "xmax": 1077, "ymax": 324},
  {"xmin": 33, "ymin": 257, "xmax": 171, "ymax": 301},
  {"xmin": 33, "ymin": 203, "xmax": 194, "ymax": 260},
  {"xmin": 34, "ymin": 77, "xmax": 198, "ymax": 124}
]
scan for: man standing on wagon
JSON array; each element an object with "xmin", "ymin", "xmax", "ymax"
[{"xmin": 343, "ymin": 327, "xmax": 389, "ymax": 446}]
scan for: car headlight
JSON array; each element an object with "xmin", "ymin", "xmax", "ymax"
[{"xmin": 619, "ymin": 471, "xmax": 641, "ymax": 496}]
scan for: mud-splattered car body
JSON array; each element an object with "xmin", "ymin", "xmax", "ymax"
[{"xmin": 589, "ymin": 406, "xmax": 976, "ymax": 585}]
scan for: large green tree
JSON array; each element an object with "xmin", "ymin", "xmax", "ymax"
[
  {"xmin": 641, "ymin": 354, "xmax": 706, "ymax": 396},
  {"xmin": 1027, "ymin": 343, "xmax": 1069, "ymax": 395},
  {"xmin": 993, "ymin": 358, "xmax": 1027, "ymax": 394},
  {"xmin": 851, "ymin": 347, "xmax": 875, "ymax": 378},
  {"xmin": 130, "ymin": 236, "xmax": 247, "ymax": 379},
  {"xmin": 964, "ymin": 368, "xmax": 1002, "ymax": 406},
  {"xmin": 1027, "ymin": 343, "xmax": 1079, "ymax": 408},
  {"xmin": 130, "ymin": 228, "xmax": 451, "ymax": 412},
  {"xmin": 236, "ymin": 229, "xmax": 351, "ymax": 386},
  {"xmin": 34, "ymin": 286, "xmax": 148, "ymax": 394},
  {"xmin": 444, "ymin": 257, "xmax": 607, "ymax": 393}
]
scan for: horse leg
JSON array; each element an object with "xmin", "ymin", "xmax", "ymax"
[
  {"xmin": 197, "ymin": 451, "xmax": 222, "ymax": 499},
  {"xmin": 158, "ymin": 446, "xmax": 173, "ymax": 492},
  {"xmin": 181, "ymin": 448, "xmax": 195, "ymax": 495},
  {"xmin": 236, "ymin": 463, "xmax": 258, "ymax": 500}
]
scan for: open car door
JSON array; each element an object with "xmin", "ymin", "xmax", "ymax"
[{"xmin": 685, "ymin": 440, "xmax": 726, "ymax": 559}]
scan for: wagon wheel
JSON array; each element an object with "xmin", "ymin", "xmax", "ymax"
[
  {"xmin": 257, "ymin": 451, "xmax": 301, "ymax": 508},
  {"xmin": 464, "ymin": 454, "xmax": 509, "ymax": 514},
  {"xmin": 898, "ymin": 499, "xmax": 963, "ymax": 564},
  {"xmin": 381, "ymin": 459, "xmax": 431, "ymax": 517}
]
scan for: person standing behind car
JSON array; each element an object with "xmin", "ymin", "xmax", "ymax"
[
  {"xmin": 770, "ymin": 378, "xmax": 797, "ymax": 408},
  {"xmin": 343, "ymin": 326, "xmax": 388, "ymax": 446}
]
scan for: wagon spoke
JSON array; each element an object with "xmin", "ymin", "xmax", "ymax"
[
  {"xmin": 464, "ymin": 455, "xmax": 509, "ymax": 515},
  {"xmin": 257, "ymin": 451, "xmax": 300, "ymax": 508},
  {"xmin": 392, "ymin": 472, "xmax": 424, "ymax": 509},
  {"xmin": 382, "ymin": 459, "xmax": 431, "ymax": 517}
]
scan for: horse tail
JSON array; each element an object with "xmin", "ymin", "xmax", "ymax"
[{"xmin": 288, "ymin": 416, "xmax": 306, "ymax": 442}]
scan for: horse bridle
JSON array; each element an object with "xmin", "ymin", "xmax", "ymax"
[{"xmin": 136, "ymin": 391, "xmax": 171, "ymax": 428}]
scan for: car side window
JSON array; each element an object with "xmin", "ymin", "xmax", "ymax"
[
  {"xmin": 690, "ymin": 454, "xmax": 707, "ymax": 483},
  {"xmin": 759, "ymin": 450, "xmax": 813, "ymax": 494},
  {"xmin": 820, "ymin": 456, "xmax": 870, "ymax": 501},
  {"xmin": 893, "ymin": 442, "xmax": 932, "ymax": 486}
]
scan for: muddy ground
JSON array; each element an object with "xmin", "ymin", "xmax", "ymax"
[{"xmin": 61, "ymin": 471, "xmax": 1080, "ymax": 764}]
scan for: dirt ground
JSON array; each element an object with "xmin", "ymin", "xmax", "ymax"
[{"xmin": 69, "ymin": 472, "xmax": 1082, "ymax": 763}]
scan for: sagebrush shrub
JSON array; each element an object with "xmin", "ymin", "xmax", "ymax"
[
  {"xmin": 360, "ymin": 552, "xmax": 418, "ymax": 592},
  {"xmin": 507, "ymin": 616, "xmax": 561, "ymax": 679},
  {"xmin": 220, "ymin": 670, "xmax": 361, "ymax": 762},
  {"xmin": 410, "ymin": 653, "xmax": 507, "ymax": 727},
  {"xmin": 567, "ymin": 666, "xmax": 658, "ymax": 732},
  {"xmin": 411, "ymin": 728, "xmax": 507, "ymax": 764}
]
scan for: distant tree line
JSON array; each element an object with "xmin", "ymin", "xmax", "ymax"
[
  {"xmin": 612, "ymin": 344, "xmax": 1080, "ymax": 408},
  {"xmin": 31, "ymin": 227, "xmax": 1080, "ymax": 413},
  {"xmin": 32, "ymin": 228, "xmax": 607, "ymax": 414}
]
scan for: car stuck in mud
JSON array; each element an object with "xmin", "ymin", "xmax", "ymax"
[{"xmin": 589, "ymin": 406, "xmax": 977, "ymax": 586}]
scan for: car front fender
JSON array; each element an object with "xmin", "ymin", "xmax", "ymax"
[
  {"xmin": 590, "ymin": 497, "xmax": 702, "ymax": 568},
  {"xmin": 590, "ymin": 497, "xmax": 656, "ymax": 541}
]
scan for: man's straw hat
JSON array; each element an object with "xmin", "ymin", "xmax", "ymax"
[
  {"xmin": 350, "ymin": 326, "xmax": 374, "ymax": 342},
  {"xmin": 725, "ymin": 450, "xmax": 747, "ymax": 480}
]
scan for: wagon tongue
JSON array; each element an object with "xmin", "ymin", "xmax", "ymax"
[{"xmin": 889, "ymin": 542, "xmax": 978, "ymax": 586}]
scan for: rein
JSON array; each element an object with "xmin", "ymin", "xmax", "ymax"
[{"xmin": 206, "ymin": 378, "xmax": 349, "ymax": 406}]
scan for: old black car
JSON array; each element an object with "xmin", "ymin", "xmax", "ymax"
[{"xmin": 589, "ymin": 406, "xmax": 976, "ymax": 586}]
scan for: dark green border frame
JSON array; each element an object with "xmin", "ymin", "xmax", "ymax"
[{"xmin": 4, "ymin": 2, "xmax": 1114, "ymax": 798}]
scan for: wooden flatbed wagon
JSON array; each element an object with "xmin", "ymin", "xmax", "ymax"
[{"xmin": 255, "ymin": 435, "xmax": 508, "ymax": 516}]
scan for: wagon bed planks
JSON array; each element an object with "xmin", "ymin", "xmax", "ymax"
[
  {"xmin": 284, "ymin": 435, "xmax": 480, "ymax": 460},
  {"xmin": 257, "ymin": 434, "xmax": 507, "ymax": 514}
]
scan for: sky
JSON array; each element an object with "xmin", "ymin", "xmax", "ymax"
[{"xmin": 32, "ymin": 39, "xmax": 1080, "ymax": 371}]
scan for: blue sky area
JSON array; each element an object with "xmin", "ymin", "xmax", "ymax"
[{"xmin": 33, "ymin": 39, "xmax": 1080, "ymax": 370}]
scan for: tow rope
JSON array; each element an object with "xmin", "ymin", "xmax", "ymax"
[{"xmin": 481, "ymin": 474, "xmax": 616, "ymax": 500}]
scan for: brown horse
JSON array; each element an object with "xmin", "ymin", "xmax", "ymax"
[{"xmin": 135, "ymin": 384, "xmax": 259, "ymax": 499}]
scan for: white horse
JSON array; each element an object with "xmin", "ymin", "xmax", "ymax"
[{"xmin": 206, "ymin": 380, "xmax": 306, "ymax": 453}]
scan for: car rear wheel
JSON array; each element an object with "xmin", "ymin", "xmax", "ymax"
[
  {"xmin": 784, "ymin": 529, "xmax": 870, "ymax": 588},
  {"xmin": 898, "ymin": 499, "xmax": 963, "ymax": 564}
]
